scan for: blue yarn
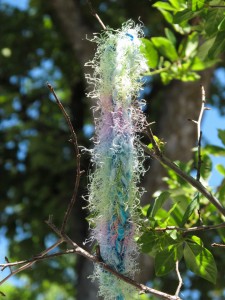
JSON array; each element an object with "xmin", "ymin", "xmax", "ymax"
[{"xmin": 125, "ymin": 33, "xmax": 134, "ymax": 41}]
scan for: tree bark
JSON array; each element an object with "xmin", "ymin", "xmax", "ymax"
[{"xmin": 49, "ymin": 0, "xmax": 94, "ymax": 69}]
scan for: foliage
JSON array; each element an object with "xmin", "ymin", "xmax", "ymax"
[
  {"xmin": 0, "ymin": 0, "xmax": 225, "ymax": 299},
  {"xmin": 138, "ymin": 130, "xmax": 225, "ymax": 296},
  {"xmin": 140, "ymin": 0, "xmax": 225, "ymax": 83}
]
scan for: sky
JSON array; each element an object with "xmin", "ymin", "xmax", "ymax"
[
  {"xmin": 0, "ymin": 0, "xmax": 28, "ymax": 10},
  {"xmin": 202, "ymin": 104, "xmax": 225, "ymax": 187}
]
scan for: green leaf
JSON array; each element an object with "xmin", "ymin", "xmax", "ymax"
[
  {"xmin": 169, "ymin": 0, "xmax": 183, "ymax": 9},
  {"xmin": 218, "ymin": 16, "xmax": 225, "ymax": 31},
  {"xmin": 205, "ymin": 8, "xmax": 225, "ymax": 37},
  {"xmin": 43, "ymin": 15, "xmax": 53, "ymax": 29},
  {"xmin": 151, "ymin": 37, "xmax": 178, "ymax": 61},
  {"xmin": 204, "ymin": 145, "xmax": 225, "ymax": 156},
  {"xmin": 184, "ymin": 236, "xmax": 217, "ymax": 283},
  {"xmin": 197, "ymin": 37, "xmax": 217, "ymax": 60},
  {"xmin": 181, "ymin": 193, "xmax": 199, "ymax": 226},
  {"xmin": 151, "ymin": 191, "xmax": 171, "ymax": 217},
  {"xmin": 216, "ymin": 164, "xmax": 225, "ymax": 176},
  {"xmin": 191, "ymin": 56, "xmax": 219, "ymax": 71},
  {"xmin": 139, "ymin": 231, "xmax": 159, "ymax": 254},
  {"xmin": 159, "ymin": 9, "xmax": 174, "ymax": 23},
  {"xmin": 155, "ymin": 244, "xmax": 183, "ymax": 276},
  {"xmin": 200, "ymin": 153, "xmax": 212, "ymax": 179},
  {"xmin": 140, "ymin": 38, "xmax": 159, "ymax": 68},
  {"xmin": 153, "ymin": 1, "xmax": 175, "ymax": 11},
  {"xmin": 173, "ymin": 9, "xmax": 195, "ymax": 23},
  {"xmin": 189, "ymin": 0, "xmax": 205, "ymax": 11},
  {"xmin": 185, "ymin": 32, "xmax": 199, "ymax": 58},
  {"xmin": 218, "ymin": 129, "xmax": 225, "ymax": 146},
  {"xmin": 218, "ymin": 179, "xmax": 225, "ymax": 202},
  {"xmin": 139, "ymin": 231, "xmax": 176, "ymax": 257},
  {"xmin": 165, "ymin": 28, "xmax": 177, "ymax": 45},
  {"xmin": 141, "ymin": 204, "xmax": 151, "ymax": 217}
]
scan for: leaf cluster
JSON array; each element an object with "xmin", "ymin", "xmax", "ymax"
[
  {"xmin": 140, "ymin": 0, "xmax": 225, "ymax": 83},
  {"xmin": 138, "ymin": 131, "xmax": 225, "ymax": 296}
]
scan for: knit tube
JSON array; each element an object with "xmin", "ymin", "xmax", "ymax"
[{"xmin": 86, "ymin": 21, "xmax": 148, "ymax": 299}]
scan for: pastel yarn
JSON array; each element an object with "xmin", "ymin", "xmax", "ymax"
[{"xmin": 86, "ymin": 21, "xmax": 148, "ymax": 299}]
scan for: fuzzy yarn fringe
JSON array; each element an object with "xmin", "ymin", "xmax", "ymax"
[{"xmin": 86, "ymin": 20, "xmax": 148, "ymax": 299}]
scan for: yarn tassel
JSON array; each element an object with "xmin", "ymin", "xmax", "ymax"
[{"xmin": 86, "ymin": 21, "xmax": 148, "ymax": 299}]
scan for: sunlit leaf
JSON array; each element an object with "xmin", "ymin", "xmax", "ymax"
[
  {"xmin": 184, "ymin": 236, "xmax": 217, "ymax": 283},
  {"xmin": 150, "ymin": 191, "xmax": 171, "ymax": 217},
  {"xmin": 155, "ymin": 244, "xmax": 183, "ymax": 276},
  {"xmin": 165, "ymin": 27, "xmax": 177, "ymax": 45},
  {"xmin": 218, "ymin": 129, "xmax": 225, "ymax": 146},
  {"xmin": 151, "ymin": 37, "xmax": 178, "ymax": 61},
  {"xmin": 153, "ymin": 1, "xmax": 175, "ymax": 11},
  {"xmin": 216, "ymin": 164, "xmax": 225, "ymax": 176},
  {"xmin": 189, "ymin": 0, "xmax": 205, "ymax": 11},
  {"xmin": 140, "ymin": 38, "xmax": 159, "ymax": 68},
  {"xmin": 204, "ymin": 145, "xmax": 225, "ymax": 156},
  {"xmin": 181, "ymin": 193, "xmax": 199, "ymax": 226}
]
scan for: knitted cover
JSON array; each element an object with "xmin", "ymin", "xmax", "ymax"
[{"xmin": 86, "ymin": 21, "xmax": 148, "ymax": 299}]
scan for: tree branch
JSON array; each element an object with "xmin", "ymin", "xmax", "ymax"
[
  {"xmin": 47, "ymin": 83, "xmax": 84, "ymax": 233},
  {"xmin": 154, "ymin": 222, "xmax": 225, "ymax": 233},
  {"xmin": 0, "ymin": 239, "xmax": 63, "ymax": 286},
  {"xmin": 45, "ymin": 220, "xmax": 181, "ymax": 300},
  {"xmin": 0, "ymin": 249, "xmax": 76, "ymax": 270},
  {"xmin": 211, "ymin": 243, "xmax": 225, "ymax": 248},
  {"xmin": 87, "ymin": 0, "xmax": 106, "ymax": 30},
  {"xmin": 140, "ymin": 141, "xmax": 225, "ymax": 216},
  {"xmin": 188, "ymin": 85, "xmax": 210, "ymax": 181},
  {"xmin": 175, "ymin": 261, "xmax": 183, "ymax": 297}
]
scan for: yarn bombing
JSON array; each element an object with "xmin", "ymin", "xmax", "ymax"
[{"xmin": 86, "ymin": 21, "xmax": 148, "ymax": 300}]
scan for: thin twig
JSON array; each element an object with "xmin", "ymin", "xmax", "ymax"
[
  {"xmin": 47, "ymin": 83, "xmax": 84, "ymax": 233},
  {"xmin": 4, "ymin": 257, "xmax": 12, "ymax": 274},
  {"xmin": 175, "ymin": 261, "xmax": 183, "ymax": 297},
  {"xmin": 0, "ymin": 239, "xmax": 63, "ymax": 286},
  {"xmin": 154, "ymin": 222, "xmax": 225, "ymax": 233},
  {"xmin": 0, "ymin": 249, "xmax": 76, "ymax": 270},
  {"xmin": 211, "ymin": 243, "xmax": 225, "ymax": 248},
  {"xmin": 188, "ymin": 85, "xmax": 210, "ymax": 181},
  {"xmin": 87, "ymin": 0, "xmax": 106, "ymax": 30},
  {"xmin": 196, "ymin": 86, "xmax": 208, "ymax": 181},
  {"xmin": 46, "ymin": 220, "xmax": 181, "ymax": 300},
  {"xmin": 140, "ymin": 141, "xmax": 225, "ymax": 216}
]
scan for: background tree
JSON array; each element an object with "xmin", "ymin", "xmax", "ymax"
[{"xmin": 0, "ymin": 0, "xmax": 225, "ymax": 299}]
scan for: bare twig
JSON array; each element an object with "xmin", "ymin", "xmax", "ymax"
[
  {"xmin": 45, "ymin": 220, "xmax": 181, "ymax": 300},
  {"xmin": 87, "ymin": 0, "xmax": 106, "ymax": 30},
  {"xmin": 154, "ymin": 222, "xmax": 225, "ymax": 233},
  {"xmin": 47, "ymin": 83, "xmax": 84, "ymax": 233},
  {"xmin": 175, "ymin": 261, "xmax": 183, "ymax": 297},
  {"xmin": 4, "ymin": 257, "xmax": 12, "ymax": 274},
  {"xmin": 0, "ymin": 249, "xmax": 76, "ymax": 270},
  {"xmin": 188, "ymin": 86, "xmax": 210, "ymax": 181},
  {"xmin": 140, "ymin": 141, "xmax": 225, "ymax": 216},
  {"xmin": 0, "ymin": 239, "xmax": 63, "ymax": 286},
  {"xmin": 211, "ymin": 243, "xmax": 225, "ymax": 248}
]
